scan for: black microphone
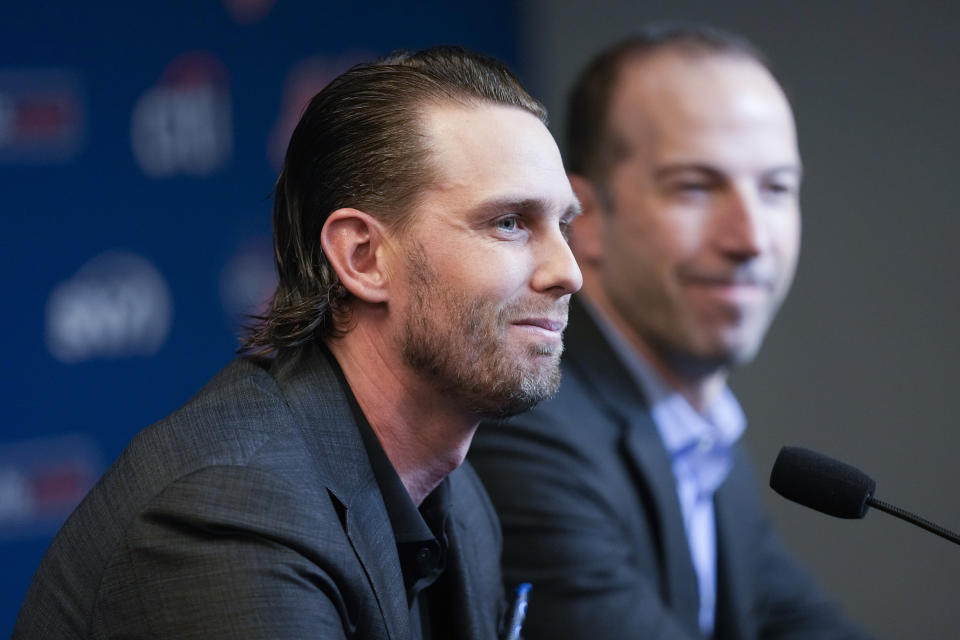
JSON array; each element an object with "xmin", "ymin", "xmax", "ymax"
[{"xmin": 770, "ymin": 446, "xmax": 960, "ymax": 546}]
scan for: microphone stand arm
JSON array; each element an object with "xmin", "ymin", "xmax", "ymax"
[{"xmin": 867, "ymin": 496, "xmax": 960, "ymax": 546}]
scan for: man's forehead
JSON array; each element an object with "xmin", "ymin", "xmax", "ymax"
[
  {"xmin": 417, "ymin": 101, "xmax": 576, "ymax": 211},
  {"xmin": 610, "ymin": 51, "xmax": 792, "ymax": 130},
  {"xmin": 422, "ymin": 101, "xmax": 555, "ymax": 167},
  {"xmin": 606, "ymin": 50, "xmax": 798, "ymax": 166}
]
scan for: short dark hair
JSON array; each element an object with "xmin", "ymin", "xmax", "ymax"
[
  {"xmin": 242, "ymin": 46, "xmax": 547, "ymax": 357},
  {"xmin": 566, "ymin": 22, "xmax": 775, "ymax": 184}
]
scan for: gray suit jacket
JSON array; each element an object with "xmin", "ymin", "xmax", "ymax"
[
  {"xmin": 469, "ymin": 298, "xmax": 868, "ymax": 640},
  {"xmin": 15, "ymin": 345, "xmax": 504, "ymax": 639}
]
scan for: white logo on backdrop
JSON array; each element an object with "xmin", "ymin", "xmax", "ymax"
[
  {"xmin": 130, "ymin": 52, "xmax": 232, "ymax": 177},
  {"xmin": 0, "ymin": 467, "xmax": 30, "ymax": 522},
  {"xmin": 46, "ymin": 251, "xmax": 173, "ymax": 363}
]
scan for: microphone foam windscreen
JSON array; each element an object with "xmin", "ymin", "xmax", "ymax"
[{"xmin": 769, "ymin": 446, "xmax": 876, "ymax": 519}]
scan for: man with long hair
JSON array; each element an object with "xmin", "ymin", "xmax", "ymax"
[{"xmin": 15, "ymin": 47, "xmax": 581, "ymax": 639}]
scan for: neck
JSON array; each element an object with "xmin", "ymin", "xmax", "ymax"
[
  {"xmin": 579, "ymin": 277, "xmax": 728, "ymax": 413},
  {"xmin": 326, "ymin": 318, "xmax": 478, "ymax": 505}
]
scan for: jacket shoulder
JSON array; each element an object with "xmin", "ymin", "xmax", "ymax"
[{"xmin": 13, "ymin": 358, "xmax": 329, "ymax": 639}]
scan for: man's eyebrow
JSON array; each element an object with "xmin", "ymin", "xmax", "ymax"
[
  {"xmin": 653, "ymin": 163, "xmax": 804, "ymax": 180},
  {"xmin": 472, "ymin": 197, "xmax": 582, "ymax": 220},
  {"xmin": 653, "ymin": 164, "xmax": 726, "ymax": 181}
]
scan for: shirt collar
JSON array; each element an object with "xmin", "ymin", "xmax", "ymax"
[
  {"xmin": 323, "ymin": 343, "xmax": 451, "ymax": 608},
  {"xmin": 319, "ymin": 342, "xmax": 449, "ymax": 543},
  {"xmin": 579, "ymin": 296, "xmax": 746, "ymax": 455}
]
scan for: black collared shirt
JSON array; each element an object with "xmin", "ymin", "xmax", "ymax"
[{"xmin": 331, "ymin": 354, "xmax": 454, "ymax": 640}]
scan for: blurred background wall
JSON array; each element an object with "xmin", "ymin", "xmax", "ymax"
[{"xmin": 3, "ymin": 1, "xmax": 958, "ymax": 637}]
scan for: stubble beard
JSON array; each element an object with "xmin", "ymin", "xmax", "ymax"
[{"xmin": 398, "ymin": 249, "xmax": 563, "ymax": 420}]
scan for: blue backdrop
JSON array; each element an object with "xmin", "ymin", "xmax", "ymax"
[{"xmin": 0, "ymin": 1, "xmax": 519, "ymax": 633}]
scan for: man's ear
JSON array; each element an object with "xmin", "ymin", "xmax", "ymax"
[
  {"xmin": 321, "ymin": 208, "xmax": 391, "ymax": 304},
  {"xmin": 568, "ymin": 173, "xmax": 607, "ymax": 266}
]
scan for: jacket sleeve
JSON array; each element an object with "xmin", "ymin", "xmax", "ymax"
[{"xmin": 91, "ymin": 465, "xmax": 357, "ymax": 639}]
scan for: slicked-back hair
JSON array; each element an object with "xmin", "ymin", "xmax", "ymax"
[
  {"xmin": 566, "ymin": 22, "xmax": 776, "ymax": 186},
  {"xmin": 241, "ymin": 46, "xmax": 547, "ymax": 357}
]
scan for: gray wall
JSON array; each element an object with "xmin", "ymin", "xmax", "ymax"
[{"xmin": 521, "ymin": 1, "xmax": 960, "ymax": 636}]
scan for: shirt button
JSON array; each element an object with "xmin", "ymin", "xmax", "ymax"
[{"xmin": 416, "ymin": 547, "xmax": 432, "ymax": 564}]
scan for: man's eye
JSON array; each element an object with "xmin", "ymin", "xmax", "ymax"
[
  {"xmin": 496, "ymin": 216, "xmax": 520, "ymax": 232},
  {"xmin": 764, "ymin": 182, "xmax": 795, "ymax": 195},
  {"xmin": 676, "ymin": 182, "xmax": 711, "ymax": 192}
]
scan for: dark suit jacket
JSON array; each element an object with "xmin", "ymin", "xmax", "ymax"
[
  {"xmin": 469, "ymin": 298, "xmax": 869, "ymax": 640},
  {"xmin": 15, "ymin": 345, "xmax": 504, "ymax": 639}
]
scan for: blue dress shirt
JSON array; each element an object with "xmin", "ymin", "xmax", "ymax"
[{"xmin": 583, "ymin": 299, "xmax": 746, "ymax": 636}]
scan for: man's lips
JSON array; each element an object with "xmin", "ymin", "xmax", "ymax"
[
  {"xmin": 682, "ymin": 276, "xmax": 773, "ymax": 304},
  {"xmin": 512, "ymin": 318, "xmax": 567, "ymax": 332},
  {"xmin": 680, "ymin": 264, "xmax": 777, "ymax": 290},
  {"xmin": 511, "ymin": 318, "xmax": 567, "ymax": 343}
]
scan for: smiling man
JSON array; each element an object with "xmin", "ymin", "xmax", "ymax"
[
  {"xmin": 14, "ymin": 47, "xmax": 581, "ymax": 640},
  {"xmin": 470, "ymin": 24, "xmax": 868, "ymax": 639}
]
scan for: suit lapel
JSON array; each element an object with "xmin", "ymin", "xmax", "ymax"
[
  {"xmin": 440, "ymin": 468, "xmax": 503, "ymax": 640},
  {"xmin": 444, "ymin": 515, "xmax": 484, "ymax": 640},
  {"xmin": 271, "ymin": 344, "xmax": 412, "ymax": 640},
  {"xmin": 712, "ymin": 452, "xmax": 754, "ymax": 640},
  {"xmin": 621, "ymin": 420, "xmax": 701, "ymax": 634},
  {"xmin": 343, "ymin": 480, "xmax": 413, "ymax": 640},
  {"xmin": 565, "ymin": 298, "xmax": 701, "ymax": 635}
]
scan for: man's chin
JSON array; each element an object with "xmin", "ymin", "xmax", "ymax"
[
  {"xmin": 471, "ymin": 362, "xmax": 562, "ymax": 420},
  {"xmin": 716, "ymin": 328, "xmax": 769, "ymax": 367},
  {"xmin": 472, "ymin": 386, "xmax": 557, "ymax": 421},
  {"xmin": 655, "ymin": 334, "xmax": 763, "ymax": 379},
  {"xmin": 679, "ymin": 322, "xmax": 770, "ymax": 367}
]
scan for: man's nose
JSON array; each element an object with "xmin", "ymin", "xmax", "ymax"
[
  {"xmin": 714, "ymin": 185, "xmax": 768, "ymax": 260},
  {"xmin": 531, "ymin": 228, "xmax": 583, "ymax": 296}
]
